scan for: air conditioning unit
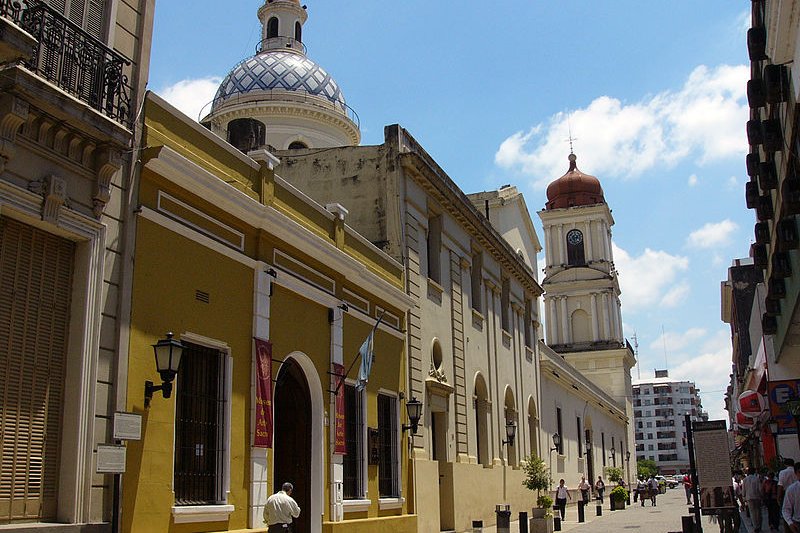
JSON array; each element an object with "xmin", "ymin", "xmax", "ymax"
[
  {"xmin": 754, "ymin": 221, "xmax": 770, "ymax": 244},
  {"xmin": 777, "ymin": 219, "xmax": 799, "ymax": 250},
  {"xmin": 772, "ymin": 252, "xmax": 792, "ymax": 278},
  {"xmin": 747, "ymin": 119, "xmax": 764, "ymax": 146},
  {"xmin": 762, "ymin": 119, "xmax": 783, "ymax": 152},
  {"xmin": 746, "ymin": 180, "xmax": 760, "ymax": 209},
  {"xmin": 746, "ymin": 153, "xmax": 761, "ymax": 177},
  {"xmin": 759, "ymin": 160, "xmax": 778, "ymax": 190},
  {"xmin": 782, "ymin": 178, "xmax": 800, "ymax": 216},
  {"xmin": 769, "ymin": 277, "xmax": 787, "ymax": 299},
  {"xmin": 752, "ymin": 243, "xmax": 768, "ymax": 268},
  {"xmin": 748, "ymin": 27, "xmax": 768, "ymax": 61},
  {"xmin": 764, "ymin": 64, "xmax": 788, "ymax": 104},
  {"xmin": 757, "ymin": 194, "xmax": 774, "ymax": 221},
  {"xmin": 747, "ymin": 79, "xmax": 766, "ymax": 109}
]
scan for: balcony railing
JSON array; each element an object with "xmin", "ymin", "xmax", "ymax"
[{"xmin": 2, "ymin": 0, "xmax": 132, "ymax": 126}]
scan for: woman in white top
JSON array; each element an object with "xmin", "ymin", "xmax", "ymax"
[{"xmin": 555, "ymin": 479, "xmax": 571, "ymax": 521}]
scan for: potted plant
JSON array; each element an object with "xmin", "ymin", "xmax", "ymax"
[
  {"xmin": 610, "ymin": 486, "xmax": 628, "ymax": 511},
  {"xmin": 605, "ymin": 466, "xmax": 623, "ymax": 484},
  {"xmin": 523, "ymin": 453, "xmax": 553, "ymax": 532}
]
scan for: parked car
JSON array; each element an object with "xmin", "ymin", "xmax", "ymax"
[{"xmin": 655, "ymin": 475, "xmax": 678, "ymax": 488}]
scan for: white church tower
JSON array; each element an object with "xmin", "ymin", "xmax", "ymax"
[
  {"xmin": 539, "ymin": 153, "xmax": 624, "ymax": 350},
  {"xmin": 202, "ymin": 0, "xmax": 360, "ymax": 151},
  {"xmin": 538, "ymin": 153, "xmax": 636, "ymax": 466}
]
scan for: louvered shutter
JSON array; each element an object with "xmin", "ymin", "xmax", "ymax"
[
  {"xmin": 44, "ymin": 0, "xmax": 106, "ymax": 39},
  {"xmin": 0, "ymin": 218, "xmax": 73, "ymax": 523}
]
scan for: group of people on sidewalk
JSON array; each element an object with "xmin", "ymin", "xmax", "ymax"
[
  {"xmin": 723, "ymin": 458, "xmax": 800, "ymax": 533},
  {"xmin": 634, "ymin": 476, "xmax": 662, "ymax": 506},
  {"xmin": 553, "ymin": 475, "xmax": 618, "ymax": 521}
]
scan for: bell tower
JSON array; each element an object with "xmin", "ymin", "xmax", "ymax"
[
  {"xmin": 539, "ymin": 153, "xmax": 624, "ymax": 350},
  {"xmin": 257, "ymin": 0, "xmax": 308, "ymax": 53}
]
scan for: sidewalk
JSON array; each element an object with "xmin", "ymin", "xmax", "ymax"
[{"xmin": 477, "ymin": 488, "xmax": 690, "ymax": 533}]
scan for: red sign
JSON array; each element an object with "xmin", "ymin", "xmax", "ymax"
[
  {"xmin": 737, "ymin": 389, "xmax": 766, "ymax": 418},
  {"xmin": 736, "ymin": 411, "xmax": 754, "ymax": 429},
  {"xmin": 254, "ymin": 338, "xmax": 273, "ymax": 448},
  {"xmin": 333, "ymin": 362, "xmax": 347, "ymax": 455}
]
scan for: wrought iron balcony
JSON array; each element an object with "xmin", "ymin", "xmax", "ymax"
[{"xmin": 1, "ymin": 0, "xmax": 132, "ymax": 126}]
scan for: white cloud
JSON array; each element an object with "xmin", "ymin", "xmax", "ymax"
[
  {"xmin": 669, "ymin": 330, "xmax": 733, "ymax": 422},
  {"xmin": 495, "ymin": 64, "xmax": 749, "ymax": 187},
  {"xmin": 727, "ymin": 175, "xmax": 740, "ymax": 189},
  {"xmin": 688, "ymin": 174, "xmax": 698, "ymax": 187},
  {"xmin": 649, "ymin": 327, "xmax": 707, "ymax": 353},
  {"xmin": 157, "ymin": 77, "xmax": 222, "ymax": 122},
  {"xmin": 613, "ymin": 243, "xmax": 690, "ymax": 312},
  {"xmin": 686, "ymin": 219, "xmax": 738, "ymax": 249}
]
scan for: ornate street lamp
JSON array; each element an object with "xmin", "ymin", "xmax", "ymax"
[
  {"xmin": 626, "ymin": 450, "xmax": 631, "ymax": 462},
  {"xmin": 502, "ymin": 420, "xmax": 517, "ymax": 447},
  {"xmin": 551, "ymin": 432, "xmax": 561, "ymax": 453},
  {"xmin": 144, "ymin": 332, "xmax": 184, "ymax": 407},
  {"xmin": 402, "ymin": 397, "xmax": 423, "ymax": 434}
]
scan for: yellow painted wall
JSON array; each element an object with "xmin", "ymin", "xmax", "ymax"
[{"xmin": 123, "ymin": 217, "xmax": 254, "ymax": 533}]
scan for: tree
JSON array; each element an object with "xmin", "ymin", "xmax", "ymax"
[
  {"xmin": 605, "ymin": 466, "xmax": 623, "ymax": 483},
  {"xmin": 522, "ymin": 453, "xmax": 552, "ymax": 504},
  {"xmin": 637, "ymin": 459, "xmax": 658, "ymax": 479}
]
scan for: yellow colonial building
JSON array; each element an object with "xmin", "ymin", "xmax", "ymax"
[{"xmin": 122, "ymin": 93, "xmax": 415, "ymax": 533}]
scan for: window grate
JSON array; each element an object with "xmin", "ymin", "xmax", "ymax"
[
  {"xmin": 174, "ymin": 343, "xmax": 225, "ymax": 505},
  {"xmin": 343, "ymin": 385, "xmax": 363, "ymax": 499},
  {"xmin": 195, "ymin": 290, "xmax": 210, "ymax": 304},
  {"xmin": 377, "ymin": 395, "xmax": 399, "ymax": 497}
]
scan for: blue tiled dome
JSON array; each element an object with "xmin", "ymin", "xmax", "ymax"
[{"xmin": 213, "ymin": 51, "xmax": 346, "ymax": 110}]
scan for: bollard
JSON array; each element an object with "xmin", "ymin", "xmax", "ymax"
[
  {"xmin": 553, "ymin": 516, "xmax": 561, "ymax": 531},
  {"xmin": 596, "ymin": 503, "xmax": 602, "ymax": 516},
  {"xmin": 578, "ymin": 500, "xmax": 585, "ymax": 522},
  {"xmin": 681, "ymin": 515, "xmax": 694, "ymax": 533},
  {"xmin": 519, "ymin": 511, "xmax": 528, "ymax": 533},
  {"xmin": 472, "ymin": 519, "xmax": 483, "ymax": 533},
  {"xmin": 495, "ymin": 504, "xmax": 511, "ymax": 533}
]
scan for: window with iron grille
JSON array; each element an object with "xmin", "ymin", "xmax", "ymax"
[
  {"xmin": 377, "ymin": 394, "xmax": 399, "ymax": 497},
  {"xmin": 343, "ymin": 384, "xmax": 364, "ymax": 499},
  {"xmin": 174, "ymin": 343, "xmax": 227, "ymax": 505}
]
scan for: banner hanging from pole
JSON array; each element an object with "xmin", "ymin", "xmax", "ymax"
[
  {"xmin": 333, "ymin": 362, "xmax": 347, "ymax": 455},
  {"xmin": 254, "ymin": 338, "xmax": 273, "ymax": 448}
]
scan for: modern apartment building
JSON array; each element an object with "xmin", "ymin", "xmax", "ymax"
[{"xmin": 633, "ymin": 370, "xmax": 708, "ymax": 475}]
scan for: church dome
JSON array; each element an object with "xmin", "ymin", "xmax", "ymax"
[
  {"xmin": 211, "ymin": 50, "xmax": 346, "ymax": 112},
  {"xmin": 545, "ymin": 154, "xmax": 605, "ymax": 210}
]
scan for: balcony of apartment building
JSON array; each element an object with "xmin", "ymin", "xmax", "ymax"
[
  {"xmin": 0, "ymin": 0, "xmax": 133, "ymax": 199},
  {"xmin": 656, "ymin": 431, "xmax": 676, "ymax": 440}
]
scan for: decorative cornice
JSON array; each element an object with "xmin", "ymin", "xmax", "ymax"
[{"xmin": 93, "ymin": 146, "xmax": 122, "ymax": 218}]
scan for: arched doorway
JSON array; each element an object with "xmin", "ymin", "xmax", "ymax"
[{"xmin": 274, "ymin": 358, "xmax": 312, "ymax": 533}]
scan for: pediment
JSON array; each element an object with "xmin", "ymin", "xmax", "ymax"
[{"xmin": 545, "ymin": 265, "xmax": 610, "ymax": 284}]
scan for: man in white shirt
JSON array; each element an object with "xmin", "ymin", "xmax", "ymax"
[
  {"xmin": 780, "ymin": 459, "xmax": 797, "ymax": 533},
  {"xmin": 264, "ymin": 482, "xmax": 301, "ymax": 532},
  {"xmin": 782, "ymin": 464, "xmax": 800, "ymax": 533},
  {"xmin": 742, "ymin": 467, "xmax": 763, "ymax": 533}
]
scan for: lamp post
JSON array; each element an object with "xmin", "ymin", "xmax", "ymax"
[
  {"xmin": 502, "ymin": 420, "xmax": 517, "ymax": 447},
  {"xmin": 144, "ymin": 332, "xmax": 184, "ymax": 407},
  {"xmin": 769, "ymin": 420, "xmax": 780, "ymax": 457},
  {"xmin": 610, "ymin": 446, "xmax": 616, "ymax": 467},
  {"xmin": 551, "ymin": 432, "xmax": 561, "ymax": 453},
  {"xmin": 402, "ymin": 397, "xmax": 423, "ymax": 434}
]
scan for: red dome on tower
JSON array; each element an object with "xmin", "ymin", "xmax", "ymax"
[{"xmin": 545, "ymin": 154, "xmax": 605, "ymax": 210}]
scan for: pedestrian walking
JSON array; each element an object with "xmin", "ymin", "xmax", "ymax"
[
  {"xmin": 264, "ymin": 482, "xmax": 301, "ymax": 532},
  {"xmin": 742, "ymin": 467, "xmax": 763, "ymax": 533},
  {"xmin": 649, "ymin": 476, "xmax": 659, "ymax": 506},
  {"xmin": 779, "ymin": 458, "xmax": 797, "ymax": 533},
  {"xmin": 782, "ymin": 462, "xmax": 800, "ymax": 533},
  {"xmin": 763, "ymin": 471, "xmax": 780, "ymax": 532},
  {"xmin": 556, "ymin": 479, "xmax": 571, "ymax": 521},
  {"xmin": 684, "ymin": 472, "xmax": 693, "ymax": 505},
  {"xmin": 595, "ymin": 476, "xmax": 605, "ymax": 503},
  {"xmin": 636, "ymin": 478, "xmax": 646, "ymax": 503},
  {"xmin": 578, "ymin": 475, "xmax": 591, "ymax": 504}
]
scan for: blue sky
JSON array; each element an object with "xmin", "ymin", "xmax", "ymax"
[{"xmin": 148, "ymin": 1, "xmax": 753, "ymax": 421}]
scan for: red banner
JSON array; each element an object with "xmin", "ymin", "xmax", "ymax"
[
  {"xmin": 254, "ymin": 338, "xmax": 273, "ymax": 448},
  {"xmin": 333, "ymin": 362, "xmax": 347, "ymax": 455}
]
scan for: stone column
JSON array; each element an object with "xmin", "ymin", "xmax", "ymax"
[
  {"xmin": 591, "ymin": 294, "xmax": 599, "ymax": 341},
  {"xmin": 585, "ymin": 221, "xmax": 593, "ymax": 262},
  {"xmin": 548, "ymin": 297, "xmax": 558, "ymax": 344},
  {"xmin": 560, "ymin": 297, "xmax": 569, "ymax": 344},
  {"xmin": 601, "ymin": 293, "xmax": 611, "ymax": 340},
  {"xmin": 329, "ymin": 306, "xmax": 345, "ymax": 522},
  {"xmin": 558, "ymin": 224, "xmax": 566, "ymax": 264}
]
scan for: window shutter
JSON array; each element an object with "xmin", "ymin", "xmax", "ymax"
[
  {"xmin": 46, "ymin": 0, "xmax": 67, "ymax": 16},
  {"xmin": 0, "ymin": 218, "xmax": 73, "ymax": 522},
  {"xmin": 85, "ymin": 0, "xmax": 105, "ymax": 39},
  {"xmin": 67, "ymin": 0, "xmax": 85, "ymax": 28}
]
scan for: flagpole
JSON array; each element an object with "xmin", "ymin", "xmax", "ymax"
[{"xmin": 332, "ymin": 312, "xmax": 385, "ymax": 396}]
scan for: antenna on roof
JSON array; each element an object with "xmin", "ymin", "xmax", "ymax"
[
  {"xmin": 632, "ymin": 332, "xmax": 640, "ymax": 380},
  {"xmin": 566, "ymin": 116, "xmax": 578, "ymax": 155},
  {"xmin": 661, "ymin": 324, "xmax": 669, "ymax": 371}
]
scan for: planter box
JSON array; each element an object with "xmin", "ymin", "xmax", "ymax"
[
  {"xmin": 531, "ymin": 507, "xmax": 548, "ymax": 519},
  {"xmin": 530, "ymin": 515, "xmax": 553, "ymax": 533}
]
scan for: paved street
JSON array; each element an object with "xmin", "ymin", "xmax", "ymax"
[
  {"xmin": 480, "ymin": 487, "xmax": 694, "ymax": 533},
  {"xmin": 477, "ymin": 487, "xmax": 784, "ymax": 533}
]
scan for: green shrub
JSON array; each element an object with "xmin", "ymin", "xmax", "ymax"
[
  {"xmin": 537, "ymin": 494, "xmax": 554, "ymax": 509},
  {"xmin": 605, "ymin": 466, "xmax": 623, "ymax": 483},
  {"xmin": 611, "ymin": 485, "xmax": 628, "ymax": 502}
]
